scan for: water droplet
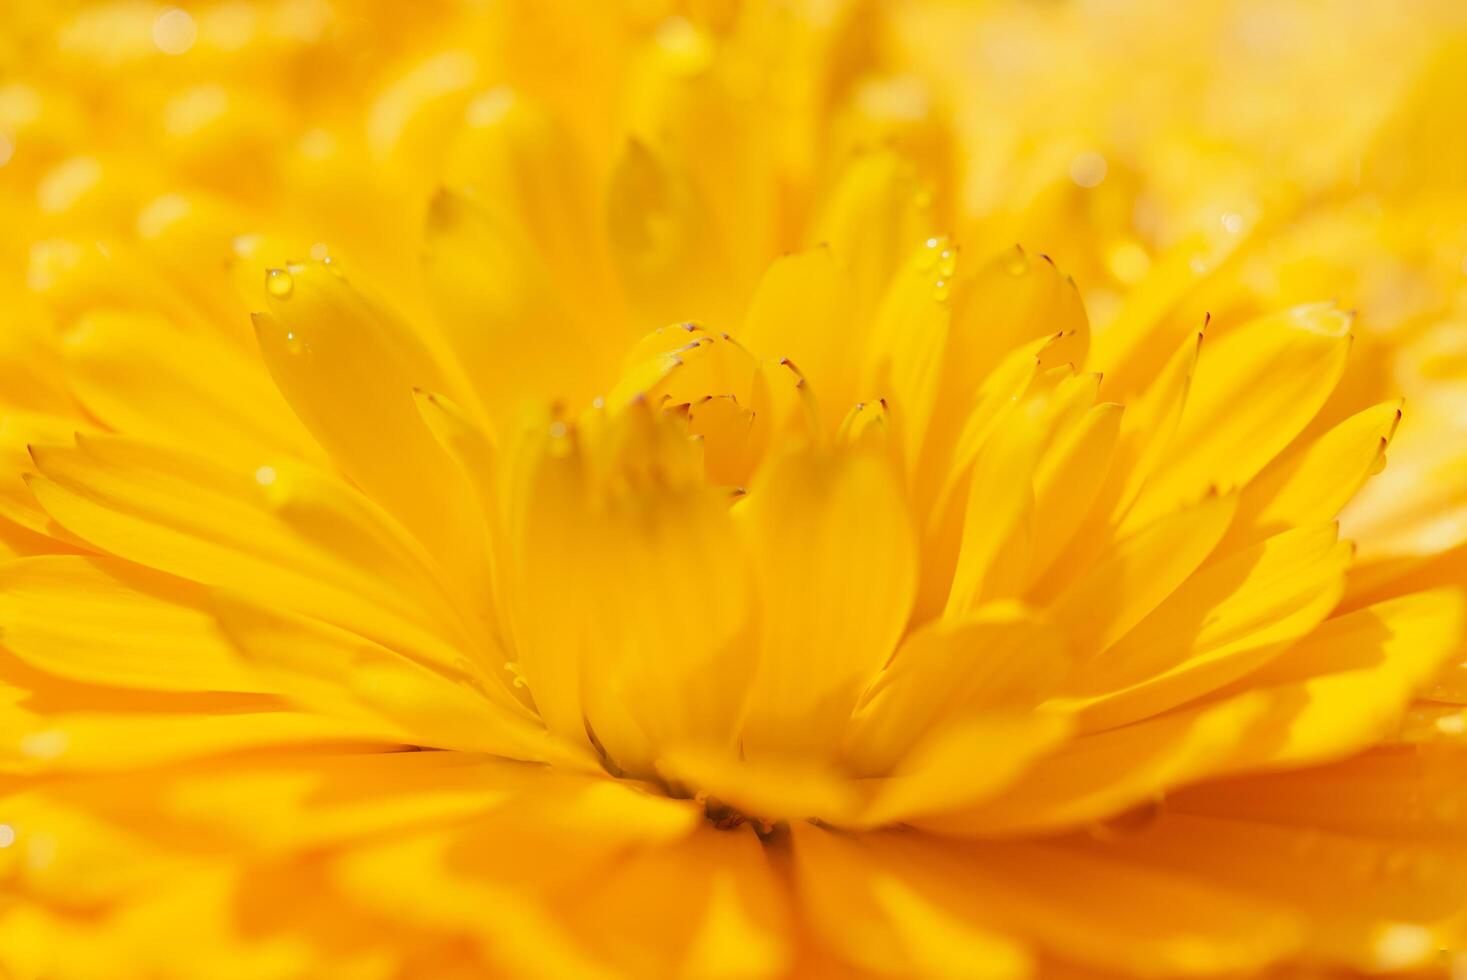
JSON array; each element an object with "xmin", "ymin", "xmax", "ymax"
[
  {"xmin": 1069, "ymin": 150, "xmax": 1107, "ymax": 188},
  {"xmin": 152, "ymin": 7, "xmax": 197, "ymax": 56},
  {"xmin": 932, "ymin": 279, "xmax": 950, "ymax": 302},
  {"xmin": 548, "ymin": 421, "xmax": 568, "ymax": 439},
  {"xmin": 502, "ymin": 661, "xmax": 529, "ymax": 689},
  {"xmin": 309, "ymin": 242, "xmax": 329, "ymax": 261},
  {"xmin": 925, "ymin": 237, "xmax": 940, "ymax": 249},
  {"xmin": 0, "ymin": 825, "xmax": 13, "ymax": 848},
  {"xmin": 254, "ymin": 465, "xmax": 277, "ymax": 487},
  {"xmin": 1220, "ymin": 212, "xmax": 1244, "ymax": 234},
  {"xmin": 266, "ymin": 268, "xmax": 294, "ymax": 298},
  {"xmin": 1188, "ymin": 256, "xmax": 1209, "ymax": 275}
]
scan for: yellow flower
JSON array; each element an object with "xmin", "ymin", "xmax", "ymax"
[{"xmin": 2, "ymin": 2, "xmax": 1466, "ymax": 978}]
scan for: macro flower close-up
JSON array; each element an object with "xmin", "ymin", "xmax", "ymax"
[{"xmin": 4, "ymin": 0, "xmax": 1467, "ymax": 976}]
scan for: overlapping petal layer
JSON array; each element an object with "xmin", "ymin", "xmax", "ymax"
[{"xmin": 2, "ymin": 1, "xmax": 1466, "ymax": 977}]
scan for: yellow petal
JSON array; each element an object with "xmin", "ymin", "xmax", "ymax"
[
  {"xmin": 422, "ymin": 187, "xmax": 619, "ymax": 426},
  {"xmin": 503, "ymin": 409, "xmax": 753, "ymax": 776},
  {"xmin": 860, "ymin": 236, "xmax": 956, "ymax": 480},
  {"xmin": 913, "ymin": 693, "xmax": 1268, "ymax": 837},
  {"xmin": 1078, "ymin": 810, "xmax": 1467, "ymax": 972},
  {"xmin": 944, "ymin": 246, "xmax": 1090, "ymax": 400},
  {"xmin": 1048, "ymin": 491, "xmax": 1237, "ymax": 657},
  {"xmin": 333, "ymin": 773, "xmax": 699, "ymax": 976},
  {"xmin": 563, "ymin": 825, "xmax": 792, "ymax": 980},
  {"xmin": 254, "ymin": 262, "xmax": 490, "ymax": 598},
  {"xmin": 1171, "ymin": 747, "xmax": 1465, "ymax": 839},
  {"xmin": 739, "ymin": 445, "xmax": 917, "ymax": 759},
  {"xmin": 442, "ymin": 87, "xmax": 606, "ymax": 293},
  {"xmin": 1210, "ymin": 589, "xmax": 1466, "ymax": 775},
  {"xmin": 740, "ymin": 246, "xmax": 860, "ymax": 430},
  {"xmin": 944, "ymin": 396, "xmax": 1044, "ymax": 616},
  {"xmin": 607, "ymin": 138, "xmax": 736, "ymax": 328},
  {"xmin": 1363, "ymin": 35, "xmax": 1467, "ymax": 198},
  {"xmin": 845, "ymin": 602, "xmax": 1071, "ymax": 775},
  {"xmin": 1062, "ymin": 523, "xmax": 1351, "ymax": 731},
  {"xmin": 26, "ymin": 436, "xmax": 478, "ymax": 673},
  {"xmin": 1, "ymin": 710, "xmax": 388, "ymax": 775},
  {"xmin": 0, "ymin": 410, "xmax": 96, "ymax": 546},
  {"xmin": 859, "ymin": 712, "xmax": 1073, "ymax": 827},
  {"xmin": 1227, "ymin": 399, "xmax": 1400, "ymax": 548},
  {"xmin": 795, "ymin": 825, "xmax": 1300, "ymax": 977},
  {"xmin": 807, "ymin": 149, "xmax": 937, "ymax": 325},
  {"xmin": 60, "ymin": 309, "xmax": 321, "ymax": 464},
  {"xmin": 1026, "ymin": 401, "xmax": 1123, "ymax": 585},
  {"xmin": 1089, "ymin": 231, "xmax": 1244, "ymax": 397},
  {"xmin": 212, "ymin": 594, "xmax": 546, "ymax": 760},
  {"xmin": 791, "ymin": 825, "xmax": 1034, "ymax": 980},
  {"xmin": 655, "ymin": 746, "xmax": 862, "ymax": 826},
  {"xmin": 168, "ymin": 754, "xmax": 535, "ymax": 859},
  {"xmin": 1340, "ymin": 397, "xmax": 1467, "ymax": 563},
  {"xmin": 623, "ymin": 18, "xmax": 780, "ymax": 294},
  {"xmin": 1124, "ymin": 303, "xmax": 1352, "ymax": 530},
  {"xmin": 0, "ymin": 555, "xmax": 263, "ymax": 693}
]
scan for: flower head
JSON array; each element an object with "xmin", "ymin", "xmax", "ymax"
[{"xmin": 2, "ymin": 2, "xmax": 1467, "ymax": 977}]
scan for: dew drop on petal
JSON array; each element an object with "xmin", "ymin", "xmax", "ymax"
[
  {"xmin": 266, "ymin": 267, "xmax": 294, "ymax": 297},
  {"xmin": 309, "ymin": 242, "xmax": 329, "ymax": 261},
  {"xmin": 153, "ymin": 8, "xmax": 197, "ymax": 56},
  {"xmin": 0, "ymin": 825, "xmax": 13, "ymax": 848},
  {"xmin": 254, "ymin": 465, "xmax": 277, "ymax": 486},
  {"xmin": 1220, "ymin": 212, "xmax": 1244, "ymax": 234}
]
